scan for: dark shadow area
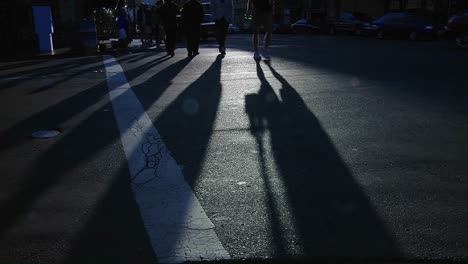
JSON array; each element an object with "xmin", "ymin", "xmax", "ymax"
[
  {"xmin": 0, "ymin": 57, "xmax": 98, "ymax": 90},
  {"xmin": 153, "ymin": 55, "xmax": 223, "ymax": 186},
  {"xmin": 0, "ymin": 83, "xmax": 156, "ymax": 263},
  {"xmin": 243, "ymin": 61, "xmax": 401, "ymax": 259},
  {"xmin": 0, "ymin": 60, "xmax": 48, "ymax": 72},
  {"xmin": 0, "ymin": 80, "xmax": 110, "ymax": 239},
  {"xmin": 0, "ymin": 51, "xmax": 199, "ymax": 262},
  {"xmin": 121, "ymin": 54, "xmax": 174, "ymax": 83},
  {"xmin": 29, "ymin": 53, "xmax": 170, "ymax": 94},
  {"xmin": 0, "ymin": 80, "xmax": 108, "ymax": 153},
  {"xmin": 126, "ymin": 50, "xmax": 166, "ymax": 64},
  {"xmin": 29, "ymin": 63, "xmax": 109, "ymax": 94},
  {"xmin": 0, "ymin": 52, "xmax": 181, "ymax": 234},
  {"xmin": 246, "ymin": 92, "xmax": 288, "ymax": 257},
  {"xmin": 231, "ymin": 36, "xmax": 468, "ymax": 108},
  {"xmin": 62, "ymin": 168, "xmax": 156, "ymax": 264}
]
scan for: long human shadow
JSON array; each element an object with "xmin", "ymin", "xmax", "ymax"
[
  {"xmin": 0, "ymin": 82, "xmax": 156, "ymax": 262},
  {"xmin": 231, "ymin": 37, "xmax": 468, "ymax": 106},
  {"xmin": 153, "ymin": 55, "xmax": 223, "ymax": 187},
  {"xmin": 0, "ymin": 54, "xmax": 174, "ymax": 155},
  {"xmin": 0, "ymin": 54, "xmax": 188, "ymax": 243},
  {"xmin": 245, "ymin": 83, "xmax": 288, "ymax": 257},
  {"xmin": 0, "ymin": 80, "xmax": 112, "ymax": 239},
  {"xmin": 61, "ymin": 168, "xmax": 157, "ymax": 264},
  {"xmin": 64, "ymin": 56, "xmax": 196, "ymax": 263},
  {"xmin": 30, "ymin": 53, "xmax": 171, "ymax": 94},
  {"xmin": 0, "ymin": 60, "xmax": 48, "ymax": 71},
  {"xmin": 0, "ymin": 57, "xmax": 99, "ymax": 90},
  {"xmin": 245, "ymin": 61, "xmax": 401, "ymax": 259},
  {"xmin": 1, "ymin": 55, "xmax": 137, "ymax": 91}
]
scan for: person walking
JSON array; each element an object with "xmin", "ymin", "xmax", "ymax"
[
  {"xmin": 151, "ymin": 3, "xmax": 161, "ymax": 49},
  {"xmin": 182, "ymin": 0, "xmax": 204, "ymax": 57},
  {"xmin": 137, "ymin": 3, "xmax": 146, "ymax": 45},
  {"xmin": 137, "ymin": 3, "xmax": 153, "ymax": 47},
  {"xmin": 210, "ymin": 0, "xmax": 233, "ymax": 55},
  {"xmin": 160, "ymin": 0, "xmax": 180, "ymax": 57},
  {"xmin": 115, "ymin": 0, "xmax": 129, "ymax": 53},
  {"xmin": 246, "ymin": 0, "xmax": 274, "ymax": 60}
]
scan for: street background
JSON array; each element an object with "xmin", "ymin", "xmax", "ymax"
[{"xmin": 1, "ymin": 34, "xmax": 468, "ymax": 263}]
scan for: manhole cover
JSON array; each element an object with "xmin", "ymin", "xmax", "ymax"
[{"xmin": 31, "ymin": 130, "xmax": 60, "ymax": 139}]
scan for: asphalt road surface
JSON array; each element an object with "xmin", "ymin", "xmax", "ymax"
[{"xmin": 0, "ymin": 34, "xmax": 467, "ymax": 263}]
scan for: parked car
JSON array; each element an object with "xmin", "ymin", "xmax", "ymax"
[
  {"xmin": 365, "ymin": 10, "xmax": 441, "ymax": 40},
  {"xmin": 273, "ymin": 23, "xmax": 292, "ymax": 34},
  {"xmin": 200, "ymin": 14, "xmax": 216, "ymax": 40},
  {"xmin": 329, "ymin": 12, "xmax": 373, "ymax": 35},
  {"xmin": 445, "ymin": 12, "xmax": 468, "ymax": 48},
  {"xmin": 228, "ymin": 23, "xmax": 240, "ymax": 33},
  {"xmin": 291, "ymin": 19, "xmax": 320, "ymax": 34}
]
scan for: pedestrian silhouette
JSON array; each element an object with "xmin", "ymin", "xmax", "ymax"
[
  {"xmin": 210, "ymin": 0, "xmax": 234, "ymax": 55},
  {"xmin": 160, "ymin": 0, "xmax": 180, "ymax": 57},
  {"xmin": 182, "ymin": 0, "xmax": 204, "ymax": 57}
]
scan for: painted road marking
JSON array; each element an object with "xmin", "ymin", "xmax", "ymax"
[{"xmin": 102, "ymin": 55, "xmax": 230, "ymax": 263}]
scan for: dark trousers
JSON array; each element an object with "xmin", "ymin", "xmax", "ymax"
[
  {"xmin": 153, "ymin": 24, "xmax": 160, "ymax": 43},
  {"xmin": 164, "ymin": 25, "xmax": 177, "ymax": 53},
  {"xmin": 185, "ymin": 25, "xmax": 201, "ymax": 53},
  {"xmin": 215, "ymin": 18, "xmax": 229, "ymax": 47}
]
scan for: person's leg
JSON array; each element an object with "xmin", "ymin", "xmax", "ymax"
[
  {"xmin": 263, "ymin": 11, "xmax": 273, "ymax": 50},
  {"xmin": 185, "ymin": 27, "xmax": 192, "ymax": 55},
  {"xmin": 215, "ymin": 19, "xmax": 223, "ymax": 49},
  {"xmin": 140, "ymin": 25, "xmax": 145, "ymax": 45},
  {"xmin": 155, "ymin": 25, "xmax": 160, "ymax": 48},
  {"xmin": 251, "ymin": 11, "xmax": 262, "ymax": 60},
  {"xmin": 164, "ymin": 26, "xmax": 174, "ymax": 54},
  {"xmin": 220, "ymin": 18, "xmax": 229, "ymax": 47},
  {"xmin": 252, "ymin": 11, "xmax": 260, "ymax": 53},
  {"xmin": 169, "ymin": 26, "xmax": 177, "ymax": 55},
  {"xmin": 146, "ymin": 26, "xmax": 152, "ymax": 45},
  {"xmin": 193, "ymin": 25, "xmax": 200, "ymax": 54}
]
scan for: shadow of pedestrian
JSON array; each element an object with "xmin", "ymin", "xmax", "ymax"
[
  {"xmin": 0, "ymin": 54, "xmax": 192, "ymax": 259},
  {"xmin": 154, "ymin": 55, "xmax": 223, "ymax": 186},
  {"xmin": 243, "ymin": 61, "xmax": 401, "ymax": 259}
]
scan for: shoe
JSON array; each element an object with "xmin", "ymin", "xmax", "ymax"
[
  {"xmin": 253, "ymin": 51, "xmax": 261, "ymax": 60},
  {"xmin": 193, "ymin": 51, "xmax": 199, "ymax": 56},
  {"xmin": 220, "ymin": 46, "xmax": 226, "ymax": 55},
  {"xmin": 188, "ymin": 51, "xmax": 193, "ymax": 57},
  {"xmin": 261, "ymin": 48, "xmax": 271, "ymax": 60}
]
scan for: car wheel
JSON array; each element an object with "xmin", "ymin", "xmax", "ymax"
[
  {"xmin": 329, "ymin": 26, "xmax": 336, "ymax": 35},
  {"xmin": 377, "ymin": 30, "xmax": 385, "ymax": 39},
  {"xmin": 409, "ymin": 32, "xmax": 418, "ymax": 41}
]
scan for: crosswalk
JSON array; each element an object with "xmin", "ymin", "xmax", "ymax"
[{"xmin": 103, "ymin": 55, "xmax": 230, "ymax": 263}]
